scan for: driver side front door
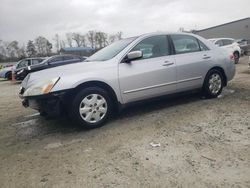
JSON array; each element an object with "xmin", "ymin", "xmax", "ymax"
[{"xmin": 118, "ymin": 35, "xmax": 177, "ymax": 104}]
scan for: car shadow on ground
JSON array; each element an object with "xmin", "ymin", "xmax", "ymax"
[{"xmin": 13, "ymin": 91, "xmax": 203, "ymax": 141}]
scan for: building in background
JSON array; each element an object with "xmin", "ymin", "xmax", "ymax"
[
  {"xmin": 60, "ymin": 47, "xmax": 95, "ymax": 57},
  {"xmin": 193, "ymin": 17, "xmax": 250, "ymax": 40}
]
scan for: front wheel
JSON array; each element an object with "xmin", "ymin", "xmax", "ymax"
[
  {"xmin": 6, "ymin": 72, "xmax": 12, "ymax": 80},
  {"xmin": 203, "ymin": 69, "xmax": 224, "ymax": 98},
  {"xmin": 70, "ymin": 87, "xmax": 112, "ymax": 129}
]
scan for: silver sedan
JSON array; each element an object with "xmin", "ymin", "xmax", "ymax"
[{"xmin": 20, "ymin": 32, "xmax": 235, "ymax": 128}]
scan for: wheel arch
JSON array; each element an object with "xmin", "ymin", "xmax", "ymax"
[
  {"xmin": 5, "ymin": 71, "xmax": 12, "ymax": 80},
  {"xmin": 233, "ymin": 50, "xmax": 240, "ymax": 55},
  {"xmin": 206, "ymin": 66, "xmax": 227, "ymax": 86},
  {"xmin": 72, "ymin": 80, "xmax": 120, "ymax": 112}
]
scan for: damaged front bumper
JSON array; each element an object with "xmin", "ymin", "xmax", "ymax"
[{"xmin": 20, "ymin": 89, "xmax": 71, "ymax": 116}]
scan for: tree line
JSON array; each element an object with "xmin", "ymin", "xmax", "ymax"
[{"xmin": 0, "ymin": 31, "xmax": 123, "ymax": 62}]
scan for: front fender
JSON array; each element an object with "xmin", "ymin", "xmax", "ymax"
[{"xmin": 51, "ymin": 71, "xmax": 122, "ymax": 103}]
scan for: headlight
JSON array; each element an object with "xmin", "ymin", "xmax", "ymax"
[
  {"xmin": 17, "ymin": 69, "xmax": 24, "ymax": 75},
  {"xmin": 23, "ymin": 77, "xmax": 60, "ymax": 97}
]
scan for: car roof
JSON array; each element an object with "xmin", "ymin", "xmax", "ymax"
[
  {"xmin": 23, "ymin": 57, "xmax": 45, "ymax": 60},
  {"xmin": 208, "ymin": 38, "xmax": 235, "ymax": 41},
  {"xmin": 137, "ymin": 31, "xmax": 197, "ymax": 38}
]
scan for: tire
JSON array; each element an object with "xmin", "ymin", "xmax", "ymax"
[
  {"xmin": 203, "ymin": 69, "xmax": 224, "ymax": 98},
  {"xmin": 70, "ymin": 87, "xmax": 113, "ymax": 129},
  {"xmin": 6, "ymin": 72, "xmax": 12, "ymax": 80},
  {"xmin": 234, "ymin": 51, "xmax": 239, "ymax": 64}
]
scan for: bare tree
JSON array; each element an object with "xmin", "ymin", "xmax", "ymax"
[
  {"xmin": 0, "ymin": 40, "xmax": 7, "ymax": 60},
  {"xmin": 7, "ymin": 41, "xmax": 20, "ymax": 58},
  {"xmin": 87, "ymin": 30, "xmax": 96, "ymax": 49},
  {"xmin": 34, "ymin": 36, "xmax": 52, "ymax": 56},
  {"xmin": 53, "ymin": 34, "xmax": 60, "ymax": 53},
  {"xmin": 116, "ymin": 31, "xmax": 123, "ymax": 40},
  {"xmin": 95, "ymin": 32, "xmax": 108, "ymax": 49},
  {"xmin": 66, "ymin": 33, "xmax": 73, "ymax": 47},
  {"xmin": 72, "ymin": 33, "xmax": 86, "ymax": 47},
  {"xmin": 26, "ymin": 40, "xmax": 36, "ymax": 57},
  {"xmin": 108, "ymin": 34, "xmax": 116, "ymax": 44},
  {"xmin": 60, "ymin": 40, "xmax": 66, "ymax": 49},
  {"xmin": 19, "ymin": 45, "xmax": 26, "ymax": 59}
]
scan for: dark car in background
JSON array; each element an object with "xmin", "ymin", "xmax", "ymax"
[
  {"xmin": 15, "ymin": 54, "xmax": 86, "ymax": 80},
  {"xmin": 0, "ymin": 58, "xmax": 45, "ymax": 80}
]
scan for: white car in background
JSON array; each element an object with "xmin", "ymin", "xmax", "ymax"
[{"xmin": 208, "ymin": 38, "xmax": 241, "ymax": 64}]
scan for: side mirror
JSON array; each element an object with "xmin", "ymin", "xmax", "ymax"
[
  {"xmin": 27, "ymin": 66, "xmax": 31, "ymax": 70},
  {"xmin": 123, "ymin": 51, "xmax": 143, "ymax": 63}
]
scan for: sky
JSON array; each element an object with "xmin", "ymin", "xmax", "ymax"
[{"xmin": 0, "ymin": 0, "xmax": 249, "ymax": 46}]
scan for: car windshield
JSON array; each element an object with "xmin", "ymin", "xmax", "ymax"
[{"xmin": 86, "ymin": 37, "xmax": 137, "ymax": 61}]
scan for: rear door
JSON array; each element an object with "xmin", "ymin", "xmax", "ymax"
[
  {"xmin": 119, "ymin": 35, "xmax": 177, "ymax": 104},
  {"xmin": 170, "ymin": 34, "xmax": 213, "ymax": 91}
]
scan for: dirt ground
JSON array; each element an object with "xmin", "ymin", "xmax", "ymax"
[{"xmin": 0, "ymin": 57, "xmax": 249, "ymax": 188}]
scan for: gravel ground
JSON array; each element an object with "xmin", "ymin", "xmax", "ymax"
[{"xmin": 0, "ymin": 57, "xmax": 249, "ymax": 188}]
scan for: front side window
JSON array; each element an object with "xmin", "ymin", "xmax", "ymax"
[
  {"xmin": 17, "ymin": 60, "xmax": 30, "ymax": 69},
  {"xmin": 171, "ymin": 35, "xmax": 201, "ymax": 54},
  {"xmin": 130, "ymin": 35, "xmax": 170, "ymax": 59}
]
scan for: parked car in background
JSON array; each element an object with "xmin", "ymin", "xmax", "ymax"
[
  {"xmin": 0, "ymin": 65, "xmax": 13, "ymax": 80},
  {"xmin": 13, "ymin": 58, "xmax": 46, "ymax": 80},
  {"xmin": 20, "ymin": 32, "xmax": 235, "ymax": 129},
  {"xmin": 0, "ymin": 58, "xmax": 44, "ymax": 80},
  {"xmin": 236, "ymin": 39, "xmax": 248, "ymax": 55},
  {"xmin": 15, "ymin": 55, "xmax": 86, "ymax": 80},
  {"xmin": 208, "ymin": 38, "xmax": 241, "ymax": 64}
]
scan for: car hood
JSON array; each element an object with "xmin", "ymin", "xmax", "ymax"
[{"xmin": 22, "ymin": 60, "xmax": 115, "ymax": 88}]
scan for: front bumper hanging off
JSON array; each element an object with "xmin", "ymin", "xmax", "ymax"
[{"xmin": 21, "ymin": 90, "xmax": 70, "ymax": 116}]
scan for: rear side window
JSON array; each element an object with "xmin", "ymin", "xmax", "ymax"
[
  {"xmin": 222, "ymin": 39, "xmax": 233, "ymax": 46},
  {"xmin": 130, "ymin": 35, "xmax": 170, "ymax": 59},
  {"xmin": 63, "ymin": 56, "xmax": 74, "ymax": 60},
  {"xmin": 49, "ymin": 57, "xmax": 64, "ymax": 64},
  {"xmin": 32, "ymin": 59, "xmax": 43, "ymax": 65},
  {"xmin": 215, "ymin": 40, "xmax": 223, "ymax": 47},
  {"xmin": 171, "ymin": 35, "xmax": 200, "ymax": 54}
]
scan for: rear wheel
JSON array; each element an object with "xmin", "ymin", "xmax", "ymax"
[
  {"xmin": 234, "ymin": 51, "xmax": 240, "ymax": 64},
  {"xmin": 203, "ymin": 69, "xmax": 224, "ymax": 98},
  {"xmin": 70, "ymin": 87, "xmax": 112, "ymax": 129}
]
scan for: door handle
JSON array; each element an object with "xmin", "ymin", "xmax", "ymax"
[
  {"xmin": 202, "ymin": 54, "xmax": 211, "ymax": 59},
  {"xmin": 162, "ymin": 62, "xmax": 174, "ymax": 66}
]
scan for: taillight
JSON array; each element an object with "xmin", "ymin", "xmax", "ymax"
[{"xmin": 230, "ymin": 54, "xmax": 234, "ymax": 61}]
